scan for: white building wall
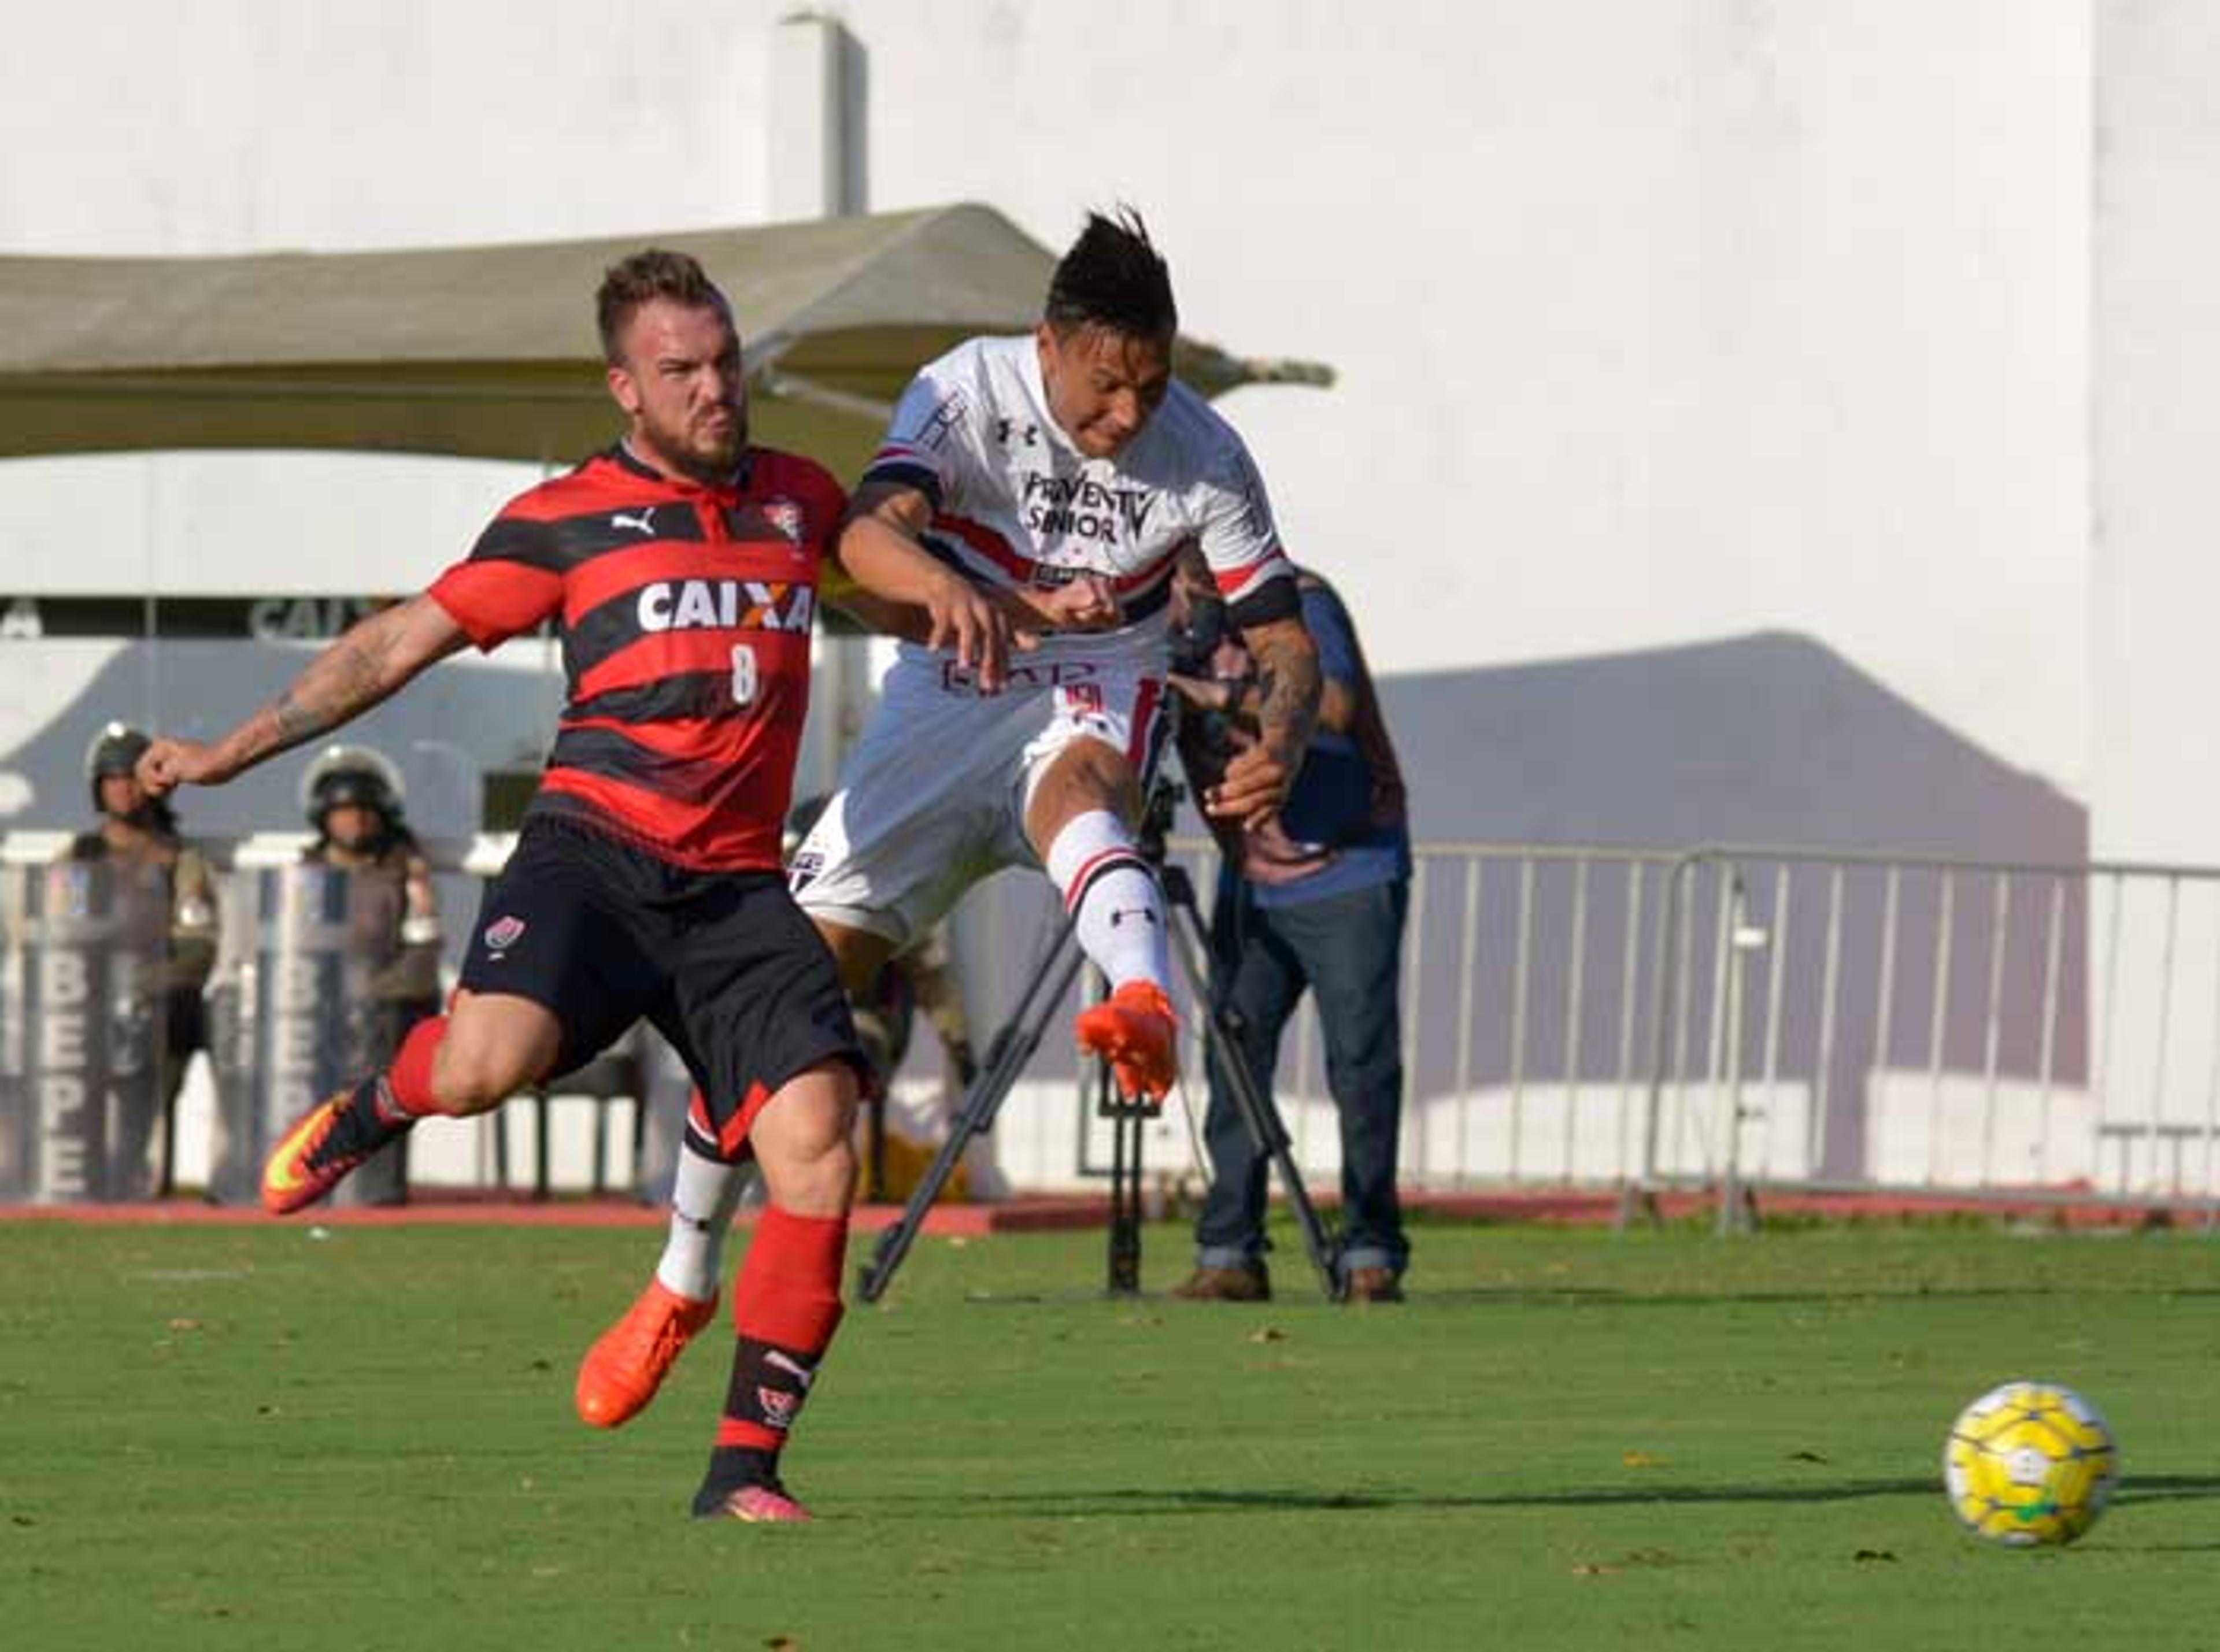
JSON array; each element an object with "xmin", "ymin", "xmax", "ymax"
[
  {"xmin": 0, "ymin": 0, "xmax": 2092, "ymax": 803},
  {"xmin": 2092, "ymin": 1, "xmax": 2220, "ymax": 865}
]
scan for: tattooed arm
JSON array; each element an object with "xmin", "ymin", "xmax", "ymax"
[
  {"xmin": 138, "ymin": 595, "xmax": 470, "ymax": 796},
  {"xmin": 1201, "ymin": 611, "xmax": 1320, "ymax": 829}
]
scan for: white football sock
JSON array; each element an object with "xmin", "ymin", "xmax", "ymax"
[
  {"xmin": 656, "ymin": 1142, "xmax": 752, "ymax": 1301},
  {"xmin": 1045, "ymin": 809, "xmax": 1170, "ymax": 992}
]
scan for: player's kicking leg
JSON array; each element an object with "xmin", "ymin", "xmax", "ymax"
[
  {"xmin": 1031, "ymin": 739, "xmax": 1179, "ymax": 1102},
  {"xmin": 260, "ymin": 992, "xmax": 560, "ymax": 1214},
  {"xmin": 688, "ymin": 1061, "xmax": 859, "ymax": 1524}
]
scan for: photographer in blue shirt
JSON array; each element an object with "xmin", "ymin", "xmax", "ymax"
[{"xmin": 1167, "ymin": 555, "xmax": 1412, "ymax": 1303}]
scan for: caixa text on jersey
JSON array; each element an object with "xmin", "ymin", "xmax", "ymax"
[{"xmin": 635, "ymin": 579, "xmax": 813, "ymax": 634}]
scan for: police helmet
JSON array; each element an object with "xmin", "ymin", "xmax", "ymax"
[
  {"xmin": 299, "ymin": 744, "xmax": 407, "ymax": 834},
  {"xmin": 84, "ymin": 722, "xmax": 153, "ymax": 811}
]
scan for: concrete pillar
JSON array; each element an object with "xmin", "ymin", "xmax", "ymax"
[{"xmin": 768, "ymin": 12, "xmax": 851, "ymax": 220}]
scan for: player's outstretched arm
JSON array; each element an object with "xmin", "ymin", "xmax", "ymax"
[
  {"xmin": 825, "ymin": 573, "xmax": 1115, "ymax": 650},
  {"xmin": 138, "ymin": 594, "xmax": 471, "ymax": 797},
  {"xmin": 834, "ymin": 481, "xmax": 1031, "ymax": 691},
  {"xmin": 1202, "ymin": 612, "xmax": 1320, "ymax": 829}
]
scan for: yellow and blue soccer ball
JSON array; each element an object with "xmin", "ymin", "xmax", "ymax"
[{"xmin": 1944, "ymin": 1380, "xmax": 2118, "ymax": 1546}]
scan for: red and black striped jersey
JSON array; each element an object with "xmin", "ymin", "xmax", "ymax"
[{"xmin": 428, "ymin": 444, "xmax": 843, "ymax": 872}]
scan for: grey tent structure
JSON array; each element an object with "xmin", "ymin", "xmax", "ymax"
[{"xmin": 0, "ymin": 202, "xmax": 1327, "ymax": 478}]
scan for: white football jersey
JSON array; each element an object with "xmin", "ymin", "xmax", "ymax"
[{"xmin": 864, "ymin": 335, "xmax": 1293, "ymax": 668}]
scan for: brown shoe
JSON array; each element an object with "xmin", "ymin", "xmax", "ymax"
[
  {"xmin": 1170, "ymin": 1263, "xmax": 1271, "ymax": 1302},
  {"xmin": 1343, "ymin": 1266, "xmax": 1404, "ymax": 1304}
]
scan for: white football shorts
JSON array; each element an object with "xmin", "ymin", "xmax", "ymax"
[{"xmin": 789, "ymin": 648, "xmax": 1168, "ymax": 947}]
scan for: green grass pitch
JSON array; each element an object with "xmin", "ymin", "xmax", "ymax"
[{"xmin": 3, "ymin": 1216, "xmax": 2217, "ymax": 1650}]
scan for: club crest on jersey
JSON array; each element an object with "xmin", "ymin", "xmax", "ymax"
[
  {"xmin": 761, "ymin": 497, "xmax": 806, "ymax": 545},
  {"xmin": 483, "ymin": 916, "xmax": 527, "ymax": 953},
  {"xmin": 636, "ymin": 579, "xmax": 814, "ymax": 634}
]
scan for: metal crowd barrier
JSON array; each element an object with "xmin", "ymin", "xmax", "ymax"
[
  {"xmin": 1149, "ymin": 840, "xmax": 2220, "ymax": 1228},
  {"xmin": 1626, "ymin": 848, "xmax": 2220, "ymax": 1227}
]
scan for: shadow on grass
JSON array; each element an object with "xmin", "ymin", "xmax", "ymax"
[{"xmin": 875, "ymin": 1472, "xmax": 2220, "ymax": 1518}]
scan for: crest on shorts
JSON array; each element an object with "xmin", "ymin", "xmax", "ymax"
[
  {"xmin": 761, "ymin": 497, "xmax": 806, "ymax": 545},
  {"xmin": 483, "ymin": 915, "xmax": 527, "ymax": 953}
]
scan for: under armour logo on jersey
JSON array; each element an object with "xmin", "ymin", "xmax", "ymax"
[
  {"xmin": 1108, "ymin": 908, "xmax": 1160, "ymax": 929},
  {"xmin": 611, "ymin": 508, "xmax": 657, "ymax": 536},
  {"xmin": 996, "ymin": 417, "xmax": 1040, "ymax": 447}
]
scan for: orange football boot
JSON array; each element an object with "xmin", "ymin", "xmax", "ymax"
[
  {"xmin": 260, "ymin": 1081, "xmax": 408, "ymax": 1216},
  {"xmin": 1075, "ymin": 980, "xmax": 1179, "ymax": 1101},
  {"xmin": 575, "ymin": 1279, "xmax": 720, "ymax": 1428}
]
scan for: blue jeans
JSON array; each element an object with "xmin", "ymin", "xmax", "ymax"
[{"xmin": 1193, "ymin": 875, "xmax": 1410, "ymax": 1279}]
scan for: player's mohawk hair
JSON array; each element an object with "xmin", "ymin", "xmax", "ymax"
[{"xmin": 1044, "ymin": 207, "xmax": 1178, "ymax": 342}]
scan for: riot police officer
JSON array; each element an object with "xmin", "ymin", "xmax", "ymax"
[
  {"xmin": 297, "ymin": 744, "xmax": 444, "ymax": 1201},
  {"xmin": 60, "ymin": 722, "xmax": 217, "ymax": 1195}
]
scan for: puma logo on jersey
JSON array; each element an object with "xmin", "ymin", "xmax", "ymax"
[
  {"xmin": 611, "ymin": 508, "xmax": 657, "ymax": 536},
  {"xmin": 636, "ymin": 578, "xmax": 815, "ymax": 634}
]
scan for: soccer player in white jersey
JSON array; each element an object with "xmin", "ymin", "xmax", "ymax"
[{"xmin": 574, "ymin": 209, "xmax": 1321, "ymax": 1432}]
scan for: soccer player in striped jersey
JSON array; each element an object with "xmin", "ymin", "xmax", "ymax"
[
  {"xmin": 805, "ymin": 207, "xmax": 1320, "ymax": 1095},
  {"xmin": 579, "ymin": 209, "xmax": 1322, "ymax": 1428},
  {"xmin": 135, "ymin": 248, "xmax": 1050, "ymax": 1524}
]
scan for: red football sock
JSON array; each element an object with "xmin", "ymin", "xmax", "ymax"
[
  {"xmin": 712, "ymin": 1206, "xmax": 849, "ymax": 1455},
  {"xmin": 382, "ymin": 1015, "xmax": 451, "ymax": 1120}
]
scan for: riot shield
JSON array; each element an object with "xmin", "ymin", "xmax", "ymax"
[
  {"xmin": 0, "ymin": 859, "xmax": 172, "ymax": 1202},
  {"xmin": 205, "ymin": 863, "xmax": 417, "ymax": 1207}
]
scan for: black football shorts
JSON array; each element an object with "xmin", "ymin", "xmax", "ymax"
[{"xmin": 458, "ymin": 814, "xmax": 861, "ymax": 1134}]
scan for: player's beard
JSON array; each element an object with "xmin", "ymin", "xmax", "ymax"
[{"xmin": 643, "ymin": 398, "xmax": 747, "ymax": 486}]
